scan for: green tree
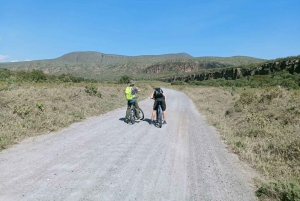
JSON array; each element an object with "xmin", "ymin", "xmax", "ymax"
[{"xmin": 118, "ymin": 75, "xmax": 132, "ymax": 84}]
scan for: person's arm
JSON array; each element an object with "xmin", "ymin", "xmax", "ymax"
[
  {"xmin": 150, "ymin": 91, "xmax": 154, "ymax": 99},
  {"xmin": 134, "ymin": 87, "xmax": 140, "ymax": 93},
  {"xmin": 163, "ymin": 93, "xmax": 167, "ymax": 102}
]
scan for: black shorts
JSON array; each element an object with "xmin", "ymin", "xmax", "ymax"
[{"xmin": 153, "ymin": 99, "xmax": 166, "ymax": 111}]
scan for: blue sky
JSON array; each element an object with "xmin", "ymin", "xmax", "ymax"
[{"xmin": 0, "ymin": 0, "xmax": 299, "ymax": 62}]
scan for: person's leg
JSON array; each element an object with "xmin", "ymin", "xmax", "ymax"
[
  {"xmin": 151, "ymin": 110, "xmax": 157, "ymax": 121},
  {"xmin": 162, "ymin": 111, "xmax": 166, "ymax": 121},
  {"xmin": 126, "ymin": 102, "xmax": 131, "ymax": 119},
  {"xmin": 134, "ymin": 101, "xmax": 141, "ymax": 119},
  {"xmin": 152, "ymin": 100, "xmax": 158, "ymax": 122},
  {"xmin": 161, "ymin": 100, "xmax": 167, "ymax": 123}
]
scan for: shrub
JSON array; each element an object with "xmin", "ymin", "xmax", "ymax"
[
  {"xmin": 238, "ymin": 91, "xmax": 258, "ymax": 105},
  {"xmin": 85, "ymin": 85, "xmax": 102, "ymax": 98},
  {"xmin": 249, "ymin": 81, "xmax": 260, "ymax": 88},
  {"xmin": 57, "ymin": 74, "xmax": 85, "ymax": 83},
  {"xmin": 270, "ymin": 71, "xmax": 300, "ymax": 89},
  {"xmin": 36, "ymin": 102, "xmax": 45, "ymax": 112},
  {"xmin": 171, "ymin": 81, "xmax": 186, "ymax": 85},
  {"xmin": 0, "ymin": 80, "xmax": 18, "ymax": 91},
  {"xmin": 69, "ymin": 111, "xmax": 85, "ymax": 120},
  {"xmin": 118, "ymin": 75, "xmax": 132, "ymax": 84},
  {"xmin": 13, "ymin": 105, "xmax": 30, "ymax": 118},
  {"xmin": 17, "ymin": 70, "xmax": 47, "ymax": 82},
  {"xmin": 256, "ymin": 180, "xmax": 300, "ymax": 201},
  {"xmin": 0, "ymin": 68, "xmax": 12, "ymax": 80},
  {"xmin": 259, "ymin": 88, "xmax": 284, "ymax": 103}
]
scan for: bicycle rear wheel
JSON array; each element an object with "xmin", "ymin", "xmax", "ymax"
[{"xmin": 157, "ymin": 106, "xmax": 163, "ymax": 128}]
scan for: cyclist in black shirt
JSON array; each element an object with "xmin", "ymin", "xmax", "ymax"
[{"xmin": 150, "ymin": 88, "xmax": 167, "ymax": 124}]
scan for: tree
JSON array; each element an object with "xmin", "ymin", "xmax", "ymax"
[{"xmin": 118, "ymin": 75, "xmax": 132, "ymax": 84}]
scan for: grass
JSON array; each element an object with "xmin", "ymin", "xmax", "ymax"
[
  {"xmin": 2, "ymin": 78, "xmax": 299, "ymax": 200},
  {"xmin": 172, "ymin": 85, "xmax": 300, "ymax": 201},
  {"xmin": 0, "ymin": 81, "xmax": 154, "ymax": 150}
]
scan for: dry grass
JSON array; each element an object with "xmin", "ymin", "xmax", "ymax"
[
  {"xmin": 173, "ymin": 85, "xmax": 300, "ymax": 200},
  {"xmin": 2, "ymin": 80, "xmax": 299, "ymax": 200},
  {"xmin": 0, "ymin": 82, "xmax": 153, "ymax": 150}
]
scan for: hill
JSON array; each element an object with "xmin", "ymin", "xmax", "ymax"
[
  {"xmin": 0, "ymin": 51, "xmax": 265, "ymax": 81},
  {"xmin": 56, "ymin": 51, "xmax": 193, "ymax": 63},
  {"xmin": 159, "ymin": 55, "xmax": 300, "ymax": 88}
]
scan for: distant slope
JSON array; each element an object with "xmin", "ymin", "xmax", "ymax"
[
  {"xmin": 158, "ymin": 55, "xmax": 300, "ymax": 83},
  {"xmin": 0, "ymin": 51, "xmax": 265, "ymax": 81},
  {"xmin": 194, "ymin": 56, "xmax": 266, "ymax": 66},
  {"xmin": 56, "ymin": 51, "xmax": 193, "ymax": 63},
  {"xmin": 145, "ymin": 56, "xmax": 266, "ymax": 74}
]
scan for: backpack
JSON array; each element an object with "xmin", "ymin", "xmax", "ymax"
[
  {"xmin": 154, "ymin": 88, "xmax": 163, "ymax": 98},
  {"xmin": 125, "ymin": 86, "xmax": 135, "ymax": 100}
]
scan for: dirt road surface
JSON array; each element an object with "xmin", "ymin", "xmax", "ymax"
[{"xmin": 0, "ymin": 89, "xmax": 257, "ymax": 201}]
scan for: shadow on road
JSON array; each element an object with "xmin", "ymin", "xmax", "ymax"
[
  {"xmin": 143, "ymin": 118, "xmax": 153, "ymax": 125},
  {"xmin": 144, "ymin": 118, "xmax": 162, "ymax": 128},
  {"xmin": 118, "ymin": 117, "xmax": 156, "ymax": 126},
  {"xmin": 119, "ymin": 117, "xmax": 126, "ymax": 122},
  {"xmin": 118, "ymin": 117, "xmax": 129, "ymax": 124}
]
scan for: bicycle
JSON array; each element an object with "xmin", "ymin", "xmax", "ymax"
[
  {"xmin": 127, "ymin": 98, "xmax": 144, "ymax": 124},
  {"xmin": 151, "ymin": 98, "xmax": 163, "ymax": 128}
]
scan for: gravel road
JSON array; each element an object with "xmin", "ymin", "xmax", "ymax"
[{"xmin": 0, "ymin": 89, "xmax": 257, "ymax": 201}]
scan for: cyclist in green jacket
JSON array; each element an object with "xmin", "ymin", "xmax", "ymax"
[{"xmin": 125, "ymin": 80, "xmax": 141, "ymax": 122}]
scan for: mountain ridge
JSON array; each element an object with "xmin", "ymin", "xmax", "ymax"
[
  {"xmin": 55, "ymin": 51, "xmax": 194, "ymax": 64},
  {"xmin": 0, "ymin": 51, "xmax": 266, "ymax": 81}
]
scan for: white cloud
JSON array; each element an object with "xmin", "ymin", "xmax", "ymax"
[
  {"xmin": 0, "ymin": 57, "xmax": 31, "ymax": 63},
  {"xmin": 0, "ymin": 55, "xmax": 9, "ymax": 62}
]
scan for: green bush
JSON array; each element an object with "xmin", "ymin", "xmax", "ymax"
[
  {"xmin": 85, "ymin": 85, "xmax": 102, "ymax": 98},
  {"xmin": 57, "ymin": 74, "xmax": 85, "ymax": 83},
  {"xmin": 171, "ymin": 81, "xmax": 186, "ymax": 85},
  {"xmin": 185, "ymin": 70, "xmax": 300, "ymax": 89},
  {"xmin": 17, "ymin": 70, "xmax": 47, "ymax": 82},
  {"xmin": 13, "ymin": 105, "xmax": 30, "ymax": 118},
  {"xmin": 256, "ymin": 180, "xmax": 300, "ymax": 201},
  {"xmin": 270, "ymin": 71, "xmax": 300, "ymax": 89},
  {"xmin": 36, "ymin": 102, "xmax": 45, "ymax": 112},
  {"xmin": 118, "ymin": 75, "xmax": 132, "ymax": 84},
  {"xmin": 0, "ymin": 68, "xmax": 12, "ymax": 80}
]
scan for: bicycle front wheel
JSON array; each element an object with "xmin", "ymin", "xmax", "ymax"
[
  {"xmin": 138, "ymin": 108, "xmax": 144, "ymax": 120},
  {"xmin": 129, "ymin": 107, "xmax": 136, "ymax": 124}
]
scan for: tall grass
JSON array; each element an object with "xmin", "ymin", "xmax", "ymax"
[
  {"xmin": 174, "ymin": 85, "xmax": 300, "ymax": 201},
  {"xmin": 0, "ymin": 82, "xmax": 153, "ymax": 150}
]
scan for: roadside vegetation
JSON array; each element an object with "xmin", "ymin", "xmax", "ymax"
[
  {"xmin": 0, "ymin": 69, "xmax": 153, "ymax": 150},
  {"xmin": 173, "ymin": 70, "xmax": 299, "ymax": 90},
  {"xmin": 173, "ymin": 82, "xmax": 300, "ymax": 200}
]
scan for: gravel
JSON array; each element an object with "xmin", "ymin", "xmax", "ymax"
[{"xmin": 0, "ymin": 88, "xmax": 257, "ymax": 201}]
